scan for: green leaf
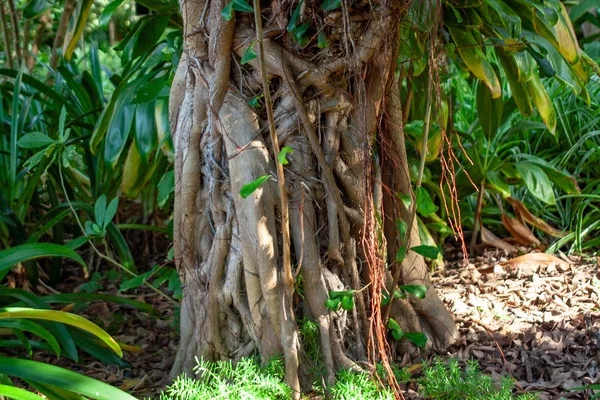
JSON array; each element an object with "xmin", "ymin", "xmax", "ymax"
[
  {"xmin": 291, "ymin": 21, "xmax": 310, "ymax": 44},
  {"xmin": 476, "ymin": 78, "xmax": 503, "ymax": 140},
  {"xmin": 0, "ymin": 384, "xmax": 45, "ymax": 400},
  {"xmin": 0, "ymin": 244, "xmax": 86, "ymax": 275},
  {"xmin": 278, "ymin": 147, "xmax": 293, "ymax": 165},
  {"xmin": 221, "ymin": 1, "xmax": 234, "ymax": 20},
  {"xmin": 399, "ymin": 285, "xmax": 427, "ymax": 299},
  {"xmin": 23, "ymin": 0, "xmax": 53, "ymax": 19},
  {"xmin": 287, "ymin": 0, "xmax": 303, "ymax": 32},
  {"xmin": 387, "ymin": 318, "xmax": 404, "ymax": 340},
  {"xmin": 395, "ymin": 246, "xmax": 407, "ymax": 263},
  {"xmin": 0, "ymin": 319, "xmax": 60, "ymax": 357},
  {"xmin": 486, "ymin": 171, "xmax": 510, "ymax": 198},
  {"xmin": 404, "ymin": 332, "xmax": 427, "ymax": 348},
  {"xmin": 325, "ymin": 297, "xmax": 341, "ymax": 311},
  {"xmin": 381, "ymin": 290, "xmax": 405, "ymax": 306},
  {"xmin": 515, "ymin": 161, "xmax": 555, "ymax": 204},
  {"xmin": 0, "ymin": 308, "xmax": 122, "ymax": 357},
  {"xmin": 232, "ymin": 0, "xmax": 253, "ymax": 12},
  {"xmin": 395, "ymin": 219, "xmax": 407, "ymax": 240},
  {"xmin": 340, "ymin": 295, "xmax": 354, "ymax": 311},
  {"xmin": 241, "ymin": 43, "xmax": 258, "ymax": 64},
  {"xmin": 119, "ymin": 273, "xmax": 149, "ymax": 293},
  {"xmin": 158, "ymin": 171, "xmax": 175, "ymax": 208},
  {"xmin": 321, "ymin": 0, "xmax": 341, "ymax": 11},
  {"xmin": 248, "ymin": 94, "xmax": 264, "ymax": 108},
  {"xmin": 0, "ymin": 356, "xmax": 136, "ymax": 400},
  {"xmin": 416, "ymin": 187, "xmax": 438, "ymax": 217},
  {"xmin": 240, "ymin": 175, "xmax": 271, "ymax": 199},
  {"xmin": 397, "ymin": 193, "xmax": 412, "ymax": 209},
  {"xmin": 99, "ymin": 0, "xmax": 126, "ymax": 28},
  {"xmin": 18, "ymin": 133, "xmax": 55, "ymax": 149},
  {"xmin": 410, "ymin": 245, "xmax": 440, "ymax": 259},
  {"xmin": 95, "ymin": 195, "xmax": 107, "ymax": 229},
  {"xmin": 103, "ymin": 198, "xmax": 119, "ymax": 230},
  {"xmin": 134, "ymin": 102, "xmax": 159, "ymax": 163},
  {"xmin": 318, "ymin": 31, "xmax": 329, "ymax": 48}
]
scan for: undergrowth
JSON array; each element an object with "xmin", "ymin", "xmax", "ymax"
[{"xmin": 159, "ymin": 356, "xmax": 537, "ymax": 399}]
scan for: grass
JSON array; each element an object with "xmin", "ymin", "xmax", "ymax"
[{"xmin": 159, "ymin": 356, "xmax": 537, "ymax": 399}]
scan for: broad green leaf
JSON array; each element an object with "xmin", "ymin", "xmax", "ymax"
[
  {"xmin": 340, "ymin": 295, "xmax": 354, "ymax": 311},
  {"xmin": 416, "ymin": 187, "xmax": 438, "ymax": 217},
  {"xmin": 404, "ymin": 332, "xmax": 427, "ymax": 348},
  {"xmin": 486, "ymin": 171, "xmax": 510, "ymax": 198},
  {"xmin": 395, "ymin": 219, "xmax": 407, "ymax": 240},
  {"xmin": 240, "ymin": 175, "xmax": 271, "ymax": 198},
  {"xmin": 103, "ymin": 198, "xmax": 119, "ymax": 230},
  {"xmin": 23, "ymin": 0, "xmax": 53, "ymax": 19},
  {"xmin": 158, "ymin": 171, "xmax": 175, "ymax": 208},
  {"xmin": 241, "ymin": 43, "xmax": 258, "ymax": 64},
  {"xmin": 291, "ymin": 22, "xmax": 311, "ymax": 44},
  {"xmin": 325, "ymin": 297, "xmax": 341, "ymax": 311},
  {"xmin": 0, "ymin": 384, "xmax": 45, "ymax": 400},
  {"xmin": 232, "ymin": 0, "xmax": 253, "ymax": 12},
  {"xmin": 105, "ymin": 103, "xmax": 135, "ymax": 168},
  {"xmin": 387, "ymin": 318, "xmax": 404, "ymax": 340},
  {"xmin": 0, "ymin": 308, "xmax": 122, "ymax": 357},
  {"xmin": 278, "ymin": 147, "xmax": 293, "ymax": 165},
  {"xmin": 399, "ymin": 285, "xmax": 427, "ymax": 299},
  {"xmin": 0, "ymin": 244, "xmax": 86, "ymax": 274},
  {"xmin": 321, "ymin": 0, "xmax": 341, "ymax": 11},
  {"xmin": 476, "ymin": 78, "xmax": 503, "ymax": 140},
  {"xmin": 119, "ymin": 272, "xmax": 150, "ymax": 293},
  {"xmin": 134, "ymin": 101, "xmax": 159, "ymax": 162},
  {"xmin": 221, "ymin": 1, "xmax": 234, "ymax": 20},
  {"xmin": 410, "ymin": 245, "xmax": 440, "ymax": 259},
  {"xmin": 570, "ymin": 0, "xmax": 598, "ymax": 22},
  {"xmin": 397, "ymin": 193, "xmax": 412, "ymax": 209},
  {"xmin": 0, "ymin": 356, "xmax": 136, "ymax": 400},
  {"xmin": 18, "ymin": 133, "xmax": 55, "ymax": 149},
  {"xmin": 519, "ymin": 155, "xmax": 579, "ymax": 194},
  {"xmin": 515, "ymin": 161, "xmax": 555, "ymax": 204},
  {"xmin": 99, "ymin": 0, "xmax": 126, "ymax": 28}
]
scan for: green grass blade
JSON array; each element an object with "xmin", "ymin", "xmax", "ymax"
[
  {"xmin": 0, "ymin": 384, "xmax": 45, "ymax": 400},
  {"xmin": 0, "ymin": 356, "xmax": 136, "ymax": 400},
  {"xmin": 0, "ymin": 243, "xmax": 87, "ymax": 274},
  {"xmin": 0, "ymin": 308, "xmax": 122, "ymax": 357}
]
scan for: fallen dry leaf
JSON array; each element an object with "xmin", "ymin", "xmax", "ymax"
[{"xmin": 481, "ymin": 226, "xmax": 518, "ymax": 253}]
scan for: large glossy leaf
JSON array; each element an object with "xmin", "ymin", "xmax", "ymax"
[
  {"xmin": 515, "ymin": 161, "xmax": 555, "ymax": 204},
  {"xmin": 0, "ymin": 308, "xmax": 122, "ymax": 357},
  {"xmin": 63, "ymin": 0, "xmax": 94, "ymax": 61},
  {"xmin": 134, "ymin": 102, "xmax": 158, "ymax": 162},
  {"xmin": 99, "ymin": 0, "xmax": 126, "ymax": 27},
  {"xmin": 105, "ymin": 103, "xmax": 135, "ymax": 168},
  {"xmin": 22, "ymin": 0, "xmax": 53, "ymax": 19},
  {"xmin": 0, "ymin": 357, "xmax": 136, "ymax": 400},
  {"xmin": 0, "ymin": 244, "xmax": 86, "ymax": 274}
]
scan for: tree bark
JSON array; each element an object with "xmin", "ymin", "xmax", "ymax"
[{"xmin": 170, "ymin": 0, "xmax": 458, "ymax": 393}]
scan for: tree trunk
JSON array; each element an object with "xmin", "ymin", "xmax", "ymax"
[{"xmin": 170, "ymin": 0, "xmax": 458, "ymax": 394}]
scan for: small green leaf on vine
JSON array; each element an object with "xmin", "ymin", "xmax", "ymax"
[
  {"xmin": 396, "ymin": 245, "xmax": 407, "ymax": 263},
  {"xmin": 410, "ymin": 245, "xmax": 440, "ymax": 259},
  {"xmin": 221, "ymin": 0, "xmax": 253, "ymax": 21},
  {"xmin": 248, "ymin": 94, "xmax": 264, "ymax": 108},
  {"xmin": 416, "ymin": 187, "xmax": 438, "ymax": 217},
  {"xmin": 291, "ymin": 21, "xmax": 311, "ymax": 44},
  {"xmin": 241, "ymin": 42, "xmax": 258, "ymax": 64},
  {"xmin": 240, "ymin": 175, "xmax": 271, "ymax": 199},
  {"xmin": 404, "ymin": 332, "xmax": 427, "ymax": 348},
  {"xmin": 398, "ymin": 284, "xmax": 427, "ymax": 299},
  {"xmin": 278, "ymin": 147, "xmax": 293, "ymax": 165},
  {"xmin": 387, "ymin": 318, "xmax": 404, "ymax": 340}
]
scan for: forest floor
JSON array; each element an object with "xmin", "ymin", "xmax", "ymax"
[
  {"xmin": 10, "ymin": 248, "xmax": 600, "ymax": 399},
  {"xmin": 433, "ymin": 249, "xmax": 600, "ymax": 399}
]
